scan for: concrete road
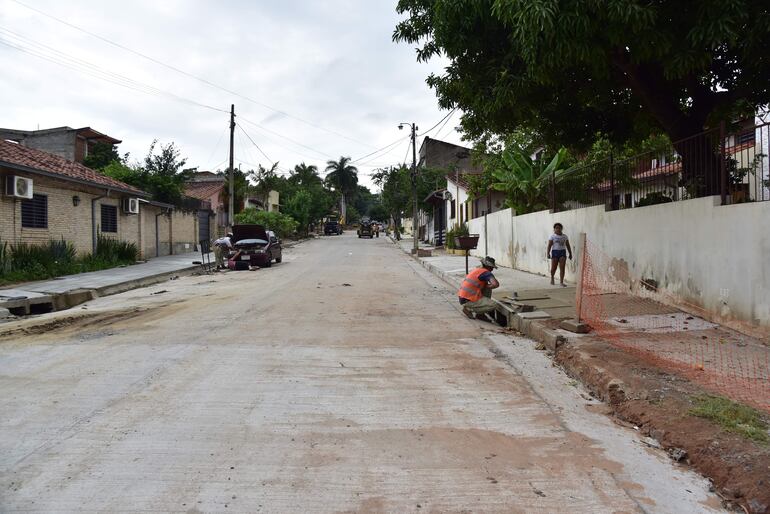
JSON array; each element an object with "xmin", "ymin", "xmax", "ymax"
[{"xmin": 0, "ymin": 234, "xmax": 722, "ymax": 513}]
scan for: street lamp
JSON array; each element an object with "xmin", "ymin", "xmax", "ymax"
[{"xmin": 399, "ymin": 122, "xmax": 418, "ymax": 255}]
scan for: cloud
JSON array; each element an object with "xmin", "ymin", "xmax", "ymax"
[{"xmin": 0, "ymin": 0, "xmax": 465, "ymax": 189}]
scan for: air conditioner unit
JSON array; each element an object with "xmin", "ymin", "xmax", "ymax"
[
  {"xmin": 122, "ymin": 197, "xmax": 139, "ymax": 214},
  {"xmin": 5, "ymin": 176, "xmax": 33, "ymax": 199}
]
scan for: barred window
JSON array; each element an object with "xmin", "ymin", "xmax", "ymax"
[
  {"xmin": 101, "ymin": 204, "xmax": 118, "ymax": 233},
  {"xmin": 21, "ymin": 194, "xmax": 48, "ymax": 229}
]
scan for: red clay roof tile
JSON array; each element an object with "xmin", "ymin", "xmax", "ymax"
[{"xmin": 0, "ymin": 139, "xmax": 146, "ymax": 195}]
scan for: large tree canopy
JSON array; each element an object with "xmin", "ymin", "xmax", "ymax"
[{"xmin": 394, "ymin": 0, "xmax": 770, "ymax": 150}]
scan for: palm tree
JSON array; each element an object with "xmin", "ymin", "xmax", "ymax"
[
  {"xmin": 290, "ymin": 163, "xmax": 322, "ymax": 187},
  {"xmin": 324, "ymin": 156, "xmax": 358, "ymax": 221}
]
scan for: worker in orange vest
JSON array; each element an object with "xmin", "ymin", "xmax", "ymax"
[{"xmin": 458, "ymin": 256, "xmax": 500, "ymax": 321}]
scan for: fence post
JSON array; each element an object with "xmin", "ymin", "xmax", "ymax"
[
  {"xmin": 720, "ymin": 120, "xmax": 727, "ymax": 205},
  {"xmin": 484, "ymin": 212, "xmax": 488, "ymax": 257},
  {"xmin": 575, "ymin": 232, "xmax": 587, "ymax": 322},
  {"xmin": 609, "ymin": 150, "xmax": 616, "ymax": 210}
]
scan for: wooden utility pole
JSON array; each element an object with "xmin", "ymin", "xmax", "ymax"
[
  {"xmin": 410, "ymin": 123, "xmax": 418, "ymax": 255},
  {"xmin": 228, "ymin": 104, "xmax": 235, "ymax": 227}
]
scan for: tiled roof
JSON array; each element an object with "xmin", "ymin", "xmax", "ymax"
[
  {"xmin": 0, "ymin": 139, "xmax": 146, "ymax": 195},
  {"xmin": 184, "ymin": 180, "xmax": 225, "ymax": 201}
]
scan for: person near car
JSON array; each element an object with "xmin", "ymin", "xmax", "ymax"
[
  {"xmin": 457, "ymin": 256, "xmax": 500, "ymax": 321},
  {"xmin": 213, "ymin": 232, "xmax": 233, "ymax": 270}
]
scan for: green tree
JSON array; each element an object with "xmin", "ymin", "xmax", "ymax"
[
  {"xmin": 289, "ymin": 163, "xmax": 322, "ymax": 188},
  {"xmin": 82, "ymin": 142, "xmax": 121, "ymax": 171},
  {"xmin": 372, "ymin": 166, "xmax": 412, "ymax": 239},
  {"xmin": 394, "ymin": 0, "xmax": 770, "ymax": 193},
  {"xmin": 284, "ymin": 184, "xmax": 335, "ymax": 235},
  {"xmin": 324, "ymin": 156, "xmax": 359, "ymax": 221},
  {"xmin": 102, "ymin": 140, "xmax": 193, "ymax": 205},
  {"xmin": 247, "ymin": 163, "xmax": 282, "ymax": 208},
  {"xmin": 233, "ymin": 209, "xmax": 298, "ymax": 238},
  {"xmin": 491, "ymin": 147, "xmax": 570, "ymax": 214}
]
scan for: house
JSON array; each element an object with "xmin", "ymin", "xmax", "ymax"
[
  {"xmin": 0, "ymin": 126, "xmax": 121, "ymax": 164},
  {"xmin": 417, "ymin": 137, "xmax": 506, "ymax": 246},
  {"xmin": 184, "ymin": 171, "xmax": 228, "ymax": 239},
  {"xmin": 244, "ymin": 190, "xmax": 280, "ymax": 212},
  {"xmin": 0, "ymin": 139, "xmax": 199, "ymax": 259}
]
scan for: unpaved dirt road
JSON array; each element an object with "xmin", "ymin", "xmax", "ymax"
[{"xmin": 0, "ymin": 234, "xmax": 723, "ymax": 513}]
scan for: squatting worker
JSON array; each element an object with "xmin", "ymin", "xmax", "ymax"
[
  {"xmin": 457, "ymin": 256, "xmax": 500, "ymax": 320},
  {"xmin": 213, "ymin": 232, "xmax": 234, "ymax": 270}
]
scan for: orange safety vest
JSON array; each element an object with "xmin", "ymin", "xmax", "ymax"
[{"xmin": 458, "ymin": 267, "xmax": 488, "ymax": 302}]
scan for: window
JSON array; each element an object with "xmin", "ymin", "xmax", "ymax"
[
  {"xmin": 465, "ymin": 202, "xmax": 469, "ymax": 221},
  {"xmin": 21, "ymin": 194, "xmax": 48, "ymax": 228},
  {"xmin": 450, "ymin": 201, "xmax": 456, "ymax": 219},
  {"xmin": 101, "ymin": 204, "xmax": 118, "ymax": 233},
  {"xmin": 736, "ymin": 131, "xmax": 755, "ymax": 146}
]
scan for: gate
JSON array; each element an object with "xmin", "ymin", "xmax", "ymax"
[{"xmin": 198, "ymin": 210, "xmax": 211, "ymax": 243}]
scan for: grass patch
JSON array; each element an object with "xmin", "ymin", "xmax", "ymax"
[{"xmin": 689, "ymin": 394, "xmax": 769, "ymax": 444}]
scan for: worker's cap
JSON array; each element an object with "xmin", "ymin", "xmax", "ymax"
[
  {"xmin": 481, "ymin": 256, "xmax": 497, "ymax": 269},
  {"xmin": 226, "ymin": 232, "xmax": 234, "ymax": 238}
]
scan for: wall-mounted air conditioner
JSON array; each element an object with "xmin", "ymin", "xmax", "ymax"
[
  {"xmin": 5, "ymin": 176, "xmax": 33, "ymax": 199},
  {"xmin": 122, "ymin": 197, "xmax": 140, "ymax": 214}
]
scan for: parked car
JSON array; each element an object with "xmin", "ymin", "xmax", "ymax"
[
  {"xmin": 230, "ymin": 224, "xmax": 282, "ymax": 267},
  {"xmin": 324, "ymin": 217, "xmax": 342, "ymax": 235}
]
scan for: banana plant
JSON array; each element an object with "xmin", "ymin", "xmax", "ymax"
[{"xmin": 491, "ymin": 146, "xmax": 570, "ymax": 214}]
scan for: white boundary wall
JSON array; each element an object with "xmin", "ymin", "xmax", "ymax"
[{"xmin": 468, "ymin": 196, "xmax": 770, "ymax": 328}]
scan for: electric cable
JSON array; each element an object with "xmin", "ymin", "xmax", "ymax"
[{"xmin": 9, "ymin": 0, "xmax": 377, "ymax": 149}]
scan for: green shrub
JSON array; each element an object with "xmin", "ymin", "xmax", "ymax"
[
  {"xmin": 234, "ymin": 209, "xmax": 299, "ymax": 239},
  {"xmin": 445, "ymin": 223, "xmax": 469, "ymax": 249},
  {"xmin": 636, "ymin": 192, "xmax": 673, "ymax": 207},
  {"xmin": 95, "ymin": 234, "xmax": 138, "ymax": 263},
  {"xmin": 0, "ymin": 236, "xmax": 137, "ymax": 286}
]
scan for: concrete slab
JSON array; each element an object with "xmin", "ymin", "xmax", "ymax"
[
  {"xmin": 518, "ymin": 310, "xmax": 552, "ymax": 319},
  {"xmin": 0, "ymin": 252, "xmax": 209, "ymax": 314},
  {"xmin": 559, "ymin": 318, "xmax": 591, "ymax": 334}
]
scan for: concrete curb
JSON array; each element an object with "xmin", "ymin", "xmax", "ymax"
[
  {"xmin": 392, "ymin": 237, "xmax": 568, "ymax": 353},
  {"xmin": 1, "ymin": 239, "xmax": 309, "ymax": 316}
]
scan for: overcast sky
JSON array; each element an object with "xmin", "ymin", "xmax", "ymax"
[{"xmin": 0, "ymin": 0, "xmax": 465, "ymax": 189}]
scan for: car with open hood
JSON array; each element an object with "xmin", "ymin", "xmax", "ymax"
[{"xmin": 230, "ymin": 224, "xmax": 282, "ymax": 268}]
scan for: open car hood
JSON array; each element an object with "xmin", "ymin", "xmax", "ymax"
[{"xmin": 232, "ymin": 224, "xmax": 269, "ymax": 243}]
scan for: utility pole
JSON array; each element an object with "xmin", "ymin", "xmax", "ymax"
[
  {"xmin": 411, "ymin": 123, "xmax": 418, "ymax": 255},
  {"xmin": 399, "ymin": 122, "xmax": 419, "ymax": 254},
  {"xmin": 228, "ymin": 104, "xmax": 235, "ymax": 228}
]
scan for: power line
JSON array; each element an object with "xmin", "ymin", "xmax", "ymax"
[
  {"xmin": 434, "ymin": 110, "xmax": 458, "ymax": 140},
  {"xmin": 9, "ymin": 0, "xmax": 377, "ymax": 149},
  {"xmin": 239, "ymin": 116, "xmax": 335, "ymax": 160},
  {"xmin": 0, "ymin": 27, "xmax": 228, "ymax": 114},
  {"xmin": 418, "ymin": 109, "xmax": 456, "ymax": 137},
  {"xmin": 205, "ymin": 124, "xmax": 229, "ymax": 169},
  {"xmin": 350, "ymin": 135, "xmax": 410, "ymax": 164},
  {"xmin": 237, "ymin": 124, "xmax": 274, "ymax": 165}
]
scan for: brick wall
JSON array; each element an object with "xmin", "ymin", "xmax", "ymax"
[
  {"xmin": 0, "ymin": 169, "xmax": 141, "ymax": 255},
  {"xmin": 1, "ymin": 168, "xmax": 200, "ymax": 260}
]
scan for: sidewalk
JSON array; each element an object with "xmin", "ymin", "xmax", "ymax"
[
  {"xmin": 395, "ymin": 237, "xmax": 577, "ymax": 320},
  {"xmin": 392, "ymin": 240, "xmax": 770, "ymax": 511},
  {"xmin": 0, "ymin": 251, "xmax": 209, "ymax": 316}
]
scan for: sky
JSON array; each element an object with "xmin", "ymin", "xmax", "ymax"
[{"xmin": 0, "ymin": 0, "xmax": 466, "ymax": 189}]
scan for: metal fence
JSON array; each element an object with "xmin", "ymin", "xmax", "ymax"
[{"xmin": 552, "ymin": 120, "xmax": 770, "ymax": 212}]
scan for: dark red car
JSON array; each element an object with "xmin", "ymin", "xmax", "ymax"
[{"xmin": 229, "ymin": 224, "xmax": 282, "ymax": 268}]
